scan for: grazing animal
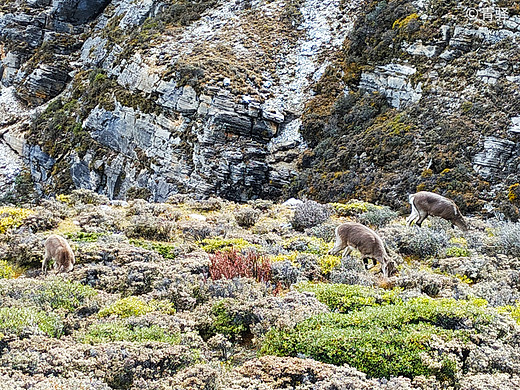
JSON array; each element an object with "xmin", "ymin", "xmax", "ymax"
[
  {"xmin": 406, "ymin": 191, "xmax": 468, "ymax": 231},
  {"xmin": 328, "ymin": 222, "xmax": 397, "ymax": 277},
  {"xmin": 42, "ymin": 234, "xmax": 75, "ymax": 274}
]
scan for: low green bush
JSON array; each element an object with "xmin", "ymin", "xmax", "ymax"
[
  {"xmin": 0, "ymin": 307, "xmax": 63, "ymax": 338},
  {"xmin": 211, "ymin": 299, "xmax": 249, "ymax": 338},
  {"xmin": 0, "ymin": 260, "xmax": 16, "ymax": 279},
  {"xmin": 82, "ymin": 322, "xmax": 180, "ymax": 344},
  {"xmin": 34, "ymin": 279, "xmax": 98, "ymax": 312},
  {"xmin": 98, "ymin": 296, "xmax": 175, "ymax": 318},
  {"xmin": 201, "ymin": 238, "xmax": 260, "ymax": 253},
  {"xmin": 331, "ymin": 200, "xmax": 381, "ymax": 217},
  {"xmin": 200, "ymin": 299, "xmax": 256, "ymax": 342},
  {"xmin": 445, "ymin": 246, "xmax": 470, "ymax": 257},
  {"xmin": 66, "ymin": 231, "xmax": 105, "ymax": 242},
  {"xmin": 497, "ymin": 302, "xmax": 520, "ymax": 325},
  {"xmin": 295, "ymin": 282, "xmax": 401, "ymax": 313},
  {"xmin": 261, "ymin": 297, "xmax": 490, "ymax": 382},
  {"xmin": 0, "ymin": 207, "xmax": 35, "ymax": 234},
  {"xmin": 130, "ymin": 239, "xmax": 178, "ymax": 259}
]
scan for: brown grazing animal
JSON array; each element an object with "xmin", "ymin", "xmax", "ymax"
[
  {"xmin": 42, "ymin": 234, "xmax": 75, "ymax": 274},
  {"xmin": 406, "ymin": 191, "xmax": 468, "ymax": 231},
  {"xmin": 328, "ymin": 222, "xmax": 397, "ymax": 277}
]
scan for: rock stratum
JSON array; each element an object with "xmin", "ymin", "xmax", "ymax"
[{"xmin": 0, "ymin": 0, "xmax": 519, "ymax": 215}]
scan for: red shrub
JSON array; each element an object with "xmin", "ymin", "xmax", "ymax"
[{"xmin": 209, "ymin": 249, "xmax": 271, "ymax": 283}]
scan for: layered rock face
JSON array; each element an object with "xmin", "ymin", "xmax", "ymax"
[
  {"xmin": 0, "ymin": 0, "xmax": 519, "ymax": 215},
  {"xmin": 1, "ymin": 0, "xmax": 360, "ymax": 202}
]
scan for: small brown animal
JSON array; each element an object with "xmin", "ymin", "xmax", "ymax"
[
  {"xmin": 42, "ymin": 234, "xmax": 75, "ymax": 274},
  {"xmin": 328, "ymin": 222, "xmax": 397, "ymax": 277},
  {"xmin": 406, "ymin": 191, "xmax": 468, "ymax": 231}
]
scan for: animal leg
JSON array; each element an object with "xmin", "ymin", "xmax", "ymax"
[
  {"xmin": 42, "ymin": 254, "xmax": 51, "ymax": 274},
  {"xmin": 341, "ymin": 246, "xmax": 353, "ymax": 258},
  {"xmin": 416, "ymin": 212, "xmax": 428, "ymax": 227},
  {"xmin": 407, "ymin": 195, "xmax": 420, "ymax": 226},
  {"xmin": 406, "ymin": 210, "xmax": 419, "ymax": 226}
]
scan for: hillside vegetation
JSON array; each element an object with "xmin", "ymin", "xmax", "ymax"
[{"xmin": 0, "ymin": 190, "xmax": 520, "ymax": 389}]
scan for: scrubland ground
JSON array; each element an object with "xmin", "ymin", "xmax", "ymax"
[{"xmin": 1, "ymin": 190, "xmax": 520, "ymax": 389}]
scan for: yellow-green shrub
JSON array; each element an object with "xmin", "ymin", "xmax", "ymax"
[
  {"xmin": 317, "ymin": 255, "xmax": 341, "ymax": 275},
  {"xmin": 296, "ymin": 282, "xmax": 401, "ymax": 312},
  {"xmin": 0, "ymin": 260, "xmax": 16, "ymax": 279},
  {"xmin": 201, "ymin": 237, "xmax": 261, "ymax": 253},
  {"xmin": 0, "ymin": 307, "xmax": 63, "ymax": 338},
  {"xmin": 81, "ymin": 322, "xmax": 180, "ymax": 344},
  {"xmin": 98, "ymin": 296, "xmax": 175, "ymax": 318},
  {"xmin": 497, "ymin": 302, "xmax": 520, "ymax": 325},
  {"xmin": 0, "ymin": 207, "xmax": 35, "ymax": 234},
  {"xmin": 331, "ymin": 200, "xmax": 381, "ymax": 217},
  {"xmin": 270, "ymin": 252, "xmax": 299, "ymax": 265},
  {"xmin": 445, "ymin": 247, "xmax": 470, "ymax": 257}
]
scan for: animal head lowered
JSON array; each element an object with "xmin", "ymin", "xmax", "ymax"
[
  {"xmin": 407, "ymin": 191, "xmax": 468, "ymax": 232},
  {"xmin": 42, "ymin": 234, "xmax": 75, "ymax": 274},
  {"xmin": 329, "ymin": 222, "xmax": 397, "ymax": 278}
]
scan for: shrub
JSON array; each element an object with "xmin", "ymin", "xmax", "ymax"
[
  {"xmin": 331, "ymin": 200, "xmax": 381, "ymax": 217},
  {"xmin": 126, "ymin": 186, "xmax": 151, "ymax": 201},
  {"xmin": 317, "ymin": 255, "xmax": 341, "ymax": 276},
  {"xmin": 358, "ymin": 206, "xmax": 398, "ymax": 228},
  {"xmin": 295, "ymin": 282, "xmax": 401, "ymax": 313},
  {"xmin": 22, "ymin": 208, "xmax": 61, "ymax": 232},
  {"xmin": 209, "ymin": 299, "xmax": 251, "ymax": 340},
  {"xmin": 209, "ymin": 250, "xmax": 271, "ymax": 283},
  {"xmin": 261, "ymin": 297, "xmax": 490, "ymax": 382},
  {"xmin": 495, "ymin": 222, "xmax": 520, "ymax": 257},
  {"xmin": 445, "ymin": 246, "xmax": 470, "ymax": 257},
  {"xmin": 69, "ymin": 189, "xmax": 109, "ymax": 206},
  {"xmin": 98, "ymin": 296, "xmax": 175, "ymax": 318},
  {"xmin": 190, "ymin": 197, "xmax": 223, "ymax": 212},
  {"xmin": 291, "ymin": 200, "xmax": 332, "ymax": 231},
  {"xmin": 126, "ymin": 199, "xmax": 179, "ymax": 218},
  {"xmin": 0, "ymin": 307, "xmax": 64, "ymax": 338},
  {"xmin": 271, "ymin": 260, "xmax": 300, "ymax": 287},
  {"xmin": 0, "ymin": 260, "xmax": 16, "ymax": 279},
  {"xmin": 81, "ymin": 322, "xmax": 180, "ymax": 344},
  {"xmin": 0, "ymin": 207, "xmax": 35, "ymax": 234},
  {"xmin": 180, "ymin": 221, "xmax": 213, "ymax": 241},
  {"xmin": 234, "ymin": 207, "xmax": 261, "ymax": 228},
  {"xmin": 271, "ymin": 251, "xmax": 299, "ymax": 265},
  {"xmin": 282, "ymin": 236, "xmax": 332, "ymax": 255},
  {"xmin": 125, "ymin": 214, "xmax": 175, "ymax": 241},
  {"xmin": 201, "ymin": 237, "xmax": 260, "ymax": 253},
  {"xmin": 248, "ymin": 199, "xmax": 274, "ymax": 211},
  {"xmin": 67, "ymin": 231, "xmax": 105, "ymax": 242},
  {"xmin": 34, "ymin": 279, "xmax": 98, "ymax": 312},
  {"xmin": 329, "ymin": 255, "xmax": 373, "ymax": 286},
  {"xmin": 497, "ymin": 302, "xmax": 520, "ymax": 325},
  {"xmin": 129, "ymin": 239, "xmax": 178, "ymax": 260},
  {"xmin": 392, "ymin": 227, "xmax": 449, "ymax": 259},
  {"xmin": 304, "ymin": 222, "xmax": 338, "ymax": 242},
  {"xmin": 2, "ymin": 231, "xmax": 44, "ymax": 267}
]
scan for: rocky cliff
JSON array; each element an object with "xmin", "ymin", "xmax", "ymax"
[{"xmin": 1, "ymin": 0, "xmax": 519, "ymax": 216}]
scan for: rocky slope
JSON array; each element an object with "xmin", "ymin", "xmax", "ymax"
[{"xmin": 0, "ymin": 0, "xmax": 519, "ymax": 214}]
